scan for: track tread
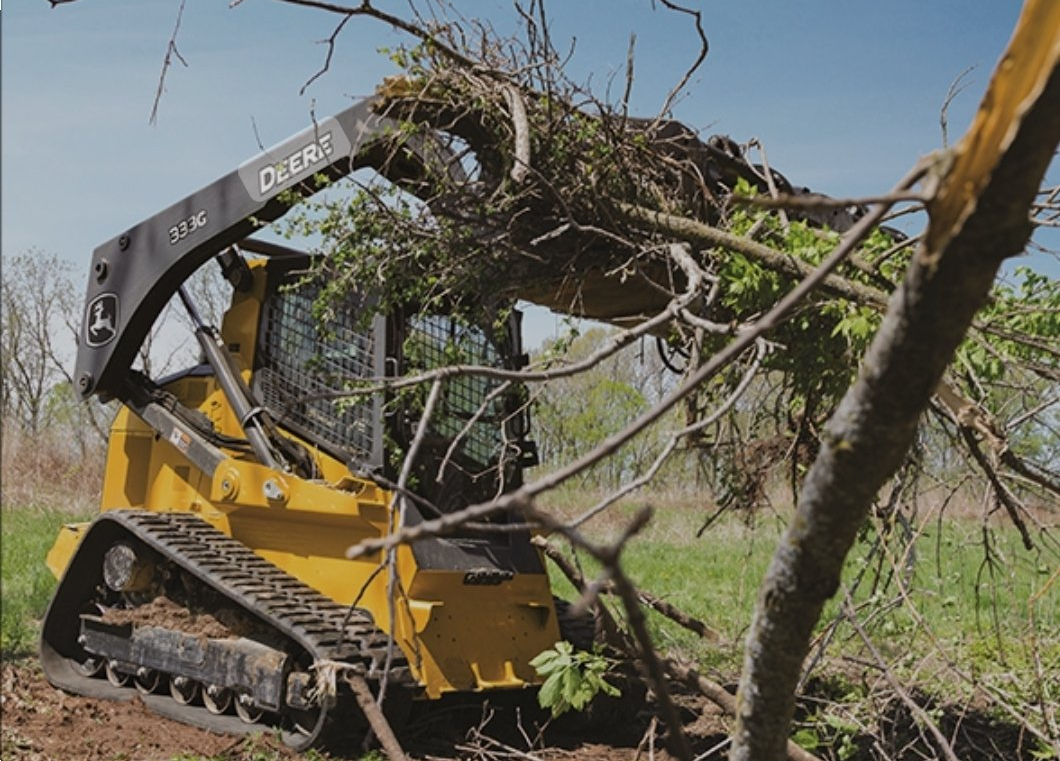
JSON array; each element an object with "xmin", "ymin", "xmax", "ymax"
[{"xmin": 104, "ymin": 510, "xmax": 411, "ymax": 678}]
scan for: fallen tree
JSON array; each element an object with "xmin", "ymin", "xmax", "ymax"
[
  {"xmin": 267, "ymin": 3, "xmax": 1060, "ymax": 758},
  {"xmin": 272, "ymin": 0, "xmax": 1059, "ymax": 529}
]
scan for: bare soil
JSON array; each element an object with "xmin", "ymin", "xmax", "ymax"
[
  {"xmin": 2, "ymin": 660, "xmax": 266, "ymax": 761},
  {"xmin": 100, "ymin": 596, "xmax": 235, "ymax": 640},
  {"xmin": 1, "ymin": 658, "xmax": 1041, "ymax": 761},
  {"xmin": 0, "ymin": 659, "xmax": 718, "ymax": 761}
]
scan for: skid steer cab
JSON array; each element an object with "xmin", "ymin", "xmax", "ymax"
[{"xmin": 40, "ymin": 98, "xmax": 577, "ymax": 751}]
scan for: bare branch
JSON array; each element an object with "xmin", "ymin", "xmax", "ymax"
[
  {"xmin": 150, "ymin": 0, "xmax": 190, "ymax": 126},
  {"xmin": 940, "ymin": 65, "xmax": 976, "ymax": 149},
  {"xmin": 300, "ymin": 14, "xmax": 353, "ymax": 94},
  {"xmin": 653, "ymin": 0, "xmax": 709, "ymax": 118}
]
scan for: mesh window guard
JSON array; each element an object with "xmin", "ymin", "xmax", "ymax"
[
  {"xmin": 256, "ymin": 281, "xmax": 383, "ymax": 468},
  {"xmin": 404, "ymin": 314, "xmax": 509, "ymax": 473}
]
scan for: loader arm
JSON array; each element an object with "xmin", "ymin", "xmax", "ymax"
[{"xmin": 75, "ymin": 98, "xmax": 453, "ymax": 401}]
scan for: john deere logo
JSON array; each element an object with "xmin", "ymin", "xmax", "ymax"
[
  {"xmin": 237, "ymin": 117, "xmax": 351, "ymax": 202},
  {"xmin": 86, "ymin": 294, "xmax": 118, "ymax": 347}
]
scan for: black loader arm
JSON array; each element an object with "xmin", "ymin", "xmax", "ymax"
[{"xmin": 75, "ymin": 98, "xmax": 449, "ymax": 401}]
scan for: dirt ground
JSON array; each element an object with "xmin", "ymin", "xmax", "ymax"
[
  {"xmin": 0, "ymin": 659, "xmax": 725, "ymax": 761},
  {"xmin": 2, "ymin": 658, "xmax": 1042, "ymax": 761}
]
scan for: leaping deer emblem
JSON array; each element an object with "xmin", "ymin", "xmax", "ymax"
[{"xmin": 89, "ymin": 299, "xmax": 116, "ymax": 343}]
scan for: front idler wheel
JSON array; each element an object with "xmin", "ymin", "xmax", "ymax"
[{"xmin": 73, "ymin": 655, "xmax": 103, "ymax": 678}]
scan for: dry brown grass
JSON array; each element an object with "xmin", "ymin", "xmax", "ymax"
[{"xmin": 0, "ymin": 425, "xmax": 104, "ymax": 515}]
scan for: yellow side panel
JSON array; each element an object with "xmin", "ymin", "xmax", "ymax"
[
  {"xmin": 46, "ymin": 523, "xmax": 89, "ymax": 580},
  {"xmin": 100, "ymin": 408, "xmax": 154, "ymax": 509}
]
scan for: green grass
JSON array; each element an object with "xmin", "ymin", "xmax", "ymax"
[
  {"xmin": 545, "ymin": 492, "xmax": 1059, "ymax": 698},
  {"xmin": 1, "ymin": 504, "xmax": 92, "ymax": 658},
  {"xmin": 4, "ymin": 483, "xmax": 1057, "ymax": 757},
  {"xmin": 6, "ymin": 494, "xmax": 1055, "ymax": 677}
]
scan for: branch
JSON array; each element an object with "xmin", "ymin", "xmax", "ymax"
[
  {"xmin": 150, "ymin": 0, "xmax": 189, "ymax": 126},
  {"xmin": 271, "ymin": 0, "xmax": 481, "ymax": 71},
  {"xmin": 502, "ymin": 84, "xmax": 532, "ymax": 183},
  {"xmin": 841, "ymin": 595, "xmax": 961, "ymax": 761},
  {"xmin": 526, "ymin": 505, "xmax": 694, "ymax": 761},
  {"xmin": 536, "ymin": 537, "xmax": 723, "ymax": 643},
  {"xmin": 345, "ymin": 176, "xmax": 906, "ymax": 569},
  {"xmin": 300, "ymin": 14, "xmax": 353, "ymax": 94},
  {"xmin": 619, "ymin": 203, "xmax": 891, "ymax": 308},
  {"xmin": 665, "ymin": 660, "xmax": 824, "ymax": 761},
  {"xmin": 570, "ymin": 338, "xmax": 769, "ymax": 528},
  {"xmin": 653, "ymin": 0, "xmax": 709, "ymax": 118},
  {"xmin": 731, "ymin": 9, "xmax": 1060, "ymax": 756},
  {"xmin": 957, "ymin": 425, "xmax": 1034, "ymax": 550},
  {"xmin": 732, "ymin": 189, "xmax": 925, "ymax": 212},
  {"xmin": 533, "ymin": 538, "xmax": 631, "ymax": 649},
  {"xmin": 346, "ymin": 672, "xmax": 408, "ymax": 761}
]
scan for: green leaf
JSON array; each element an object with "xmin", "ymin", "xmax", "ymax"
[
  {"xmin": 531, "ymin": 642, "xmax": 621, "ymax": 717},
  {"xmin": 792, "ymin": 728, "xmax": 820, "ymax": 751}
]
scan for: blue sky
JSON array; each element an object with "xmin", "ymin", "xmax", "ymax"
[{"xmin": 2, "ymin": 1, "xmax": 1055, "ymax": 345}]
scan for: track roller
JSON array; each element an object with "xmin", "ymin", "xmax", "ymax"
[
  {"xmin": 105, "ymin": 661, "xmax": 130, "ymax": 687},
  {"xmin": 134, "ymin": 667, "xmax": 162, "ymax": 694},
  {"xmin": 202, "ymin": 684, "xmax": 233, "ymax": 715},
  {"xmin": 169, "ymin": 676, "xmax": 199, "ymax": 706}
]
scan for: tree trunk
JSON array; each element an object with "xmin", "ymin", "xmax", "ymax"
[{"xmin": 730, "ymin": 5, "xmax": 1060, "ymax": 758}]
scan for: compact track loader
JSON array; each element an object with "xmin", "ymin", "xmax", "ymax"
[{"xmin": 40, "ymin": 100, "xmax": 579, "ymax": 749}]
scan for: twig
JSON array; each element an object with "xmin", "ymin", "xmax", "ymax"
[
  {"xmin": 271, "ymin": 0, "xmax": 481, "ymax": 71},
  {"xmin": 149, "ymin": 0, "xmax": 189, "ymax": 125},
  {"xmin": 654, "ymin": 0, "xmax": 709, "ymax": 118},
  {"xmin": 612, "ymin": 539, "xmax": 694, "ymax": 760},
  {"xmin": 842, "ymin": 595, "xmax": 962, "ymax": 761},
  {"xmin": 749, "ymin": 138, "xmax": 790, "ymax": 228},
  {"xmin": 940, "ymin": 66, "xmax": 976, "ymax": 149},
  {"xmin": 347, "ymin": 672, "xmax": 408, "ymax": 761},
  {"xmin": 300, "ymin": 14, "xmax": 353, "ymax": 94},
  {"xmin": 379, "ymin": 378, "xmax": 444, "ymax": 715},
  {"xmin": 665, "ymin": 659, "xmax": 824, "ymax": 761}
]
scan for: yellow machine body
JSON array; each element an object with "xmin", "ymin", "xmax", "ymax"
[{"xmin": 47, "ymin": 259, "xmax": 560, "ymax": 700}]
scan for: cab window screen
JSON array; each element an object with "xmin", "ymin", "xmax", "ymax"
[{"xmin": 256, "ymin": 281, "xmax": 382, "ymax": 467}]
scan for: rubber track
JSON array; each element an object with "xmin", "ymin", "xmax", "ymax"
[
  {"xmin": 107, "ymin": 509, "xmax": 411, "ymax": 684},
  {"xmin": 41, "ymin": 509, "xmax": 416, "ymax": 749}
]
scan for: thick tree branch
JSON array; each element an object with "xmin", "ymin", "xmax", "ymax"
[
  {"xmin": 619, "ymin": 203, "xmax": 891, "ymax": 308},
  {"xmin": 730, "ymin": 6, "xmax": 1060, "ymax": 757}
]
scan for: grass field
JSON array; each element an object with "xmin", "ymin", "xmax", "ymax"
[
  {"xmin": 1, "ymin": 504, "xmax": 93, "ymax": 657},
  {"xmin": 3, "ymin": 469, "xmax": 1057, "ymax": 759},
  {"xmin": 541, "ymin": 486, "xmax": 1059, "ymax": 734}
]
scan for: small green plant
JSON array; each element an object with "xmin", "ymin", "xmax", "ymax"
[
  {"xmin": 1031, "ymin": 737, "xmax": 1059, "ymax": 760},
  {"xmin": 529, "ymin": 641, "xmax": 620, "ymax": 717}
]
